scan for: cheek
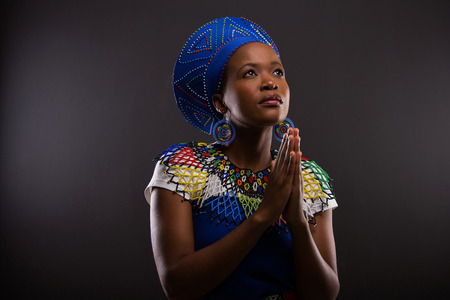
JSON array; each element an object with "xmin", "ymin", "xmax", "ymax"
[
  {"xmin": 282, "ymin": 83, "xmax": 290, "ymax": 114},
  {"xmin": 226, "ymin": 84, "xmax": 254, "ymax": 108},
  {"xmin": 283, "ymin": 80, "xmax": 290, "ymax": 95},
  {"xmin": 282, "ymin": 82, "xmax": 290, "ymax": 102},
  {"xmin": 236, "ymin": 81, "xmax": 257, "ymax": 95}
]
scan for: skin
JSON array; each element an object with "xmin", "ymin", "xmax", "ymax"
[{"xmin": 150, "ymin": 42, "xmax": 340, "ymax": 299}]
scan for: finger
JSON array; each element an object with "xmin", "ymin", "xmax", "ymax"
[
  {"xmin": 289, "ymin": 127, "xmax": 298, "ymax": 138},
  {"xmin": 293, "ymin": 151, "xmax": 301, "ymax": 188},
  {"xmin": 298, "ymin": 131, "xmax": 301, "ymax": 153},
  {"xmin": 286, "ymin": 131, "xmax": 295, "ymax": 160},
  {"xmin": 275, "ymin": 129, "xmax": 298, "ymax": 176},
  {"xmin": 290, "ymin": 128, "xmax": 299, "ymax": 152},
  {"xmin": 293, "ymin": 135, "xmax": 300, "ymax": 153},
  {"xmin": 298, "ymin": 151, "xmax": 304, "ymax": 193},
  {"xmin": 280, "ymin": 132, "xmax": 290, "ymax": 156},
  {"xmin": 291, "ymin": 128, "xmax": 299, "ymax": 152},
  {"xmin": 286, "ymin": 150, "xmax": 295, "ymax": 178},
  {"xmin": 290, "ymin": 129, "xmax": 301, "ymax": 179},
  {"xmin": 282, "ymin": 135, "xmax": 295, "ymax": 173},
  {"xmin": 280, "ymin": 132, "xmax": 290, "ymax": 155},
  {"xmin": 289, "ymin": 153, "xmax": 301, "ymax": 202},
  {"xmin": 285, "ymin": 127, "xmax": 294, "ymax": 164},
  {"xmin": 273, "ymin": 133, "xmax": 289, "ymax": 173}
]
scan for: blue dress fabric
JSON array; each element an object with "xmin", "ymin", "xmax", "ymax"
[{"xmin": 145, "ymin": 142, "xmax": 337, "ymax": 299}]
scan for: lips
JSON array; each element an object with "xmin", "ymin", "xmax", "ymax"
[{"xmin": 259, "ymin": 94, "xmax": 283, "ymax": 106}]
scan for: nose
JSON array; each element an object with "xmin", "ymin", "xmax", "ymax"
[{"xmin": 261, "ymin": 75, "xmax": 278, "ymax": 90}]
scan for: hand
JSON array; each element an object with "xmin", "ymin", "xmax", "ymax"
[
  {"xmin": 283, "ymin": 128, "xmax": 306, "ymax": 226},
  {"xmin": 255, "ymin": 130, "xmax": 297, "ymax": 225}
]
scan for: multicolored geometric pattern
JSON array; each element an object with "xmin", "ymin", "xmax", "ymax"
[
  {"xmin": 212, "ymin": 119, "xmax": 236, "ymax": 145},
  {"xmin": 155, "ymin": 142, "xmax": 336, "ymax": 231},
  {"xmin": 172, "ymin": 17, "xmax": 280, "ymax": 134},
  {"xmin": 273, "ymin": 118, "xmax": 294, "ymax": 142}
]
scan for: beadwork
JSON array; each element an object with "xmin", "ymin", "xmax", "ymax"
[
  {"xmin": 273, "ymin": 118, "xmax": 295, "ymax": 142},
  {"xmin": 212, "ymin": 119, "xmax": 236, "ymax": 145},
  {"xmin": 154, "ymin": 142, "xmax": 335, "ymax": 231},
  {"xmin": 172, "ymin": 17, "xmax": 280, "ymax": 135}
]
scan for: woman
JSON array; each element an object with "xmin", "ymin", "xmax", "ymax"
[{"xmin": 145, "ymin": 17, "xmax": 339, "ymax": 300}]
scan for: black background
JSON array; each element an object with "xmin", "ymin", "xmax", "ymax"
[{"xmin": 2, "ymin": 0, "xmax": 450, "ymax": 299}]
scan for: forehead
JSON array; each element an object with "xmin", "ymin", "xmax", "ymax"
[{"xmin": 227, "ymin": 42, "xmax": 281, "ymax": 68}]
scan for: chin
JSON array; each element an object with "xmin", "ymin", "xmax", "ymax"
[
  {"xmin": 273, "ymin": 112, "xmax": 289, "ymax": 124},
  {"xmin": 265, "ymin": 109, "xmax": 287, "ymax": 121},
  {"xmin": 259, "ymin": 116, "xmax": 286, "ymax": 127}
]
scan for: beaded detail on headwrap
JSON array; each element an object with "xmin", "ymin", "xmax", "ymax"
[
  {"xmin": 172, "ymin": 17, "xmax": 280, "ymax": 135},
  {"xmin": 154, "ymin": 142, "xmax": 336, "ymax": 231}
]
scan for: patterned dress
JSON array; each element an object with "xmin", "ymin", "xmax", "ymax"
[{"xmin": 145, "ymin": 142, "xmax": 337, "ymax": 299}]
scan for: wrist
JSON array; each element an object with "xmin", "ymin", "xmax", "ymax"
[
  {"xmin": 284, "ymin": 206, "xmax": 306, "ymax": 227},
  {"xmin": 250, "ymin": 209, "xmax": 276, "ymax": 229},
  {"xmin": 286, "ymin": 216, "xmax": 309, "ymax": 233}
]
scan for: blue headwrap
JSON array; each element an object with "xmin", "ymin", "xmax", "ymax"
[{"xmin": 172, "ymin": 17, "xmax": 280, "ymax": 134}]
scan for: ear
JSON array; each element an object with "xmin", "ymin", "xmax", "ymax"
[{"xmin": 212, "ymin": 93, "xmax": 227, "ymax": 114}]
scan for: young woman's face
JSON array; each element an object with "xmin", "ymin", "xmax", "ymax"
[{"xmin": 219, "ymin": 42, "xmax": 290, "ymax": 129}]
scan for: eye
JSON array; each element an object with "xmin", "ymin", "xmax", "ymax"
[
  {"xmin": 243, "ymin": 69, "xmax": 257, "ymax": 77},
  {"xmin": 273, "ymin": 68, "xmax": 284, "ymax": 76}
]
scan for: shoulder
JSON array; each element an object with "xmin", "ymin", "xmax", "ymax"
[
  {"xmin": 146, "ymin": 142, "xmax": 218, "ymax": 205},
  {"xmin": 301, "ymin": 157, "xmax": 337, "ymax": 216},
  {"xmin": 155, "ymin": 142, "xmax": 218, "ymax": 167},
  {"xmin": 301, "ymin": 158, "xmax": 332, "ymax": 185}
]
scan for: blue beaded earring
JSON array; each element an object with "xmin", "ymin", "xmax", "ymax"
[
  {"xmin": 213, "ymin": 119, "xmax": 236, "ymax": 145},
  {"xmin": 273, "ymin": 118, "xmax": 294, "ymax": 142}
]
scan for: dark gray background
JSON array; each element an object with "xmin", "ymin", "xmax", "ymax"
[{"xmin": 2, "ymin": 0, "xmax": 449, "ymax": 299}]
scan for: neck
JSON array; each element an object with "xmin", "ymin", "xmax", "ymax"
[{"xmin": 220, "ymin": 126, "xmax": 273, "ymax": 172}]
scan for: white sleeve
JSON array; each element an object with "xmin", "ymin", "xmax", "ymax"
[
  {"xmin": 144, "ymin": 162, "xmax": 183, "ymax": 204},
  {"xmin": 301, "ymin": 160, "xmax": 338, "ymax": 216},
  {"xmin": 304, "ymin": 197, "xmax": 338, "ymax": 216}
]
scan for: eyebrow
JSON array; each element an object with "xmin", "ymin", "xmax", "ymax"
[{"xmin": 238, "ymin": 61, "xmax": 283, "ymax": 72}]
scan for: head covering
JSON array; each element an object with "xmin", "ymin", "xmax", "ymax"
[{"xmin": 172, "ymin": 17, "xmax": 280, "ymax": 134}]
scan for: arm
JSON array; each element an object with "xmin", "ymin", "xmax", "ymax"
[
  {"xmin": 150, "ymin": 188, "xmax": 271, "ymax": 300},
  {"xmin": 284, "ymin": 128, "xmax": 340, "ymax": 299},
  {"xmin": 150, "ymin": 134, "xmax": 297, "ymax": 300},
  {"xmin": 289, "ymin": 210, "xmax": 339, "ymax": 299}
]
